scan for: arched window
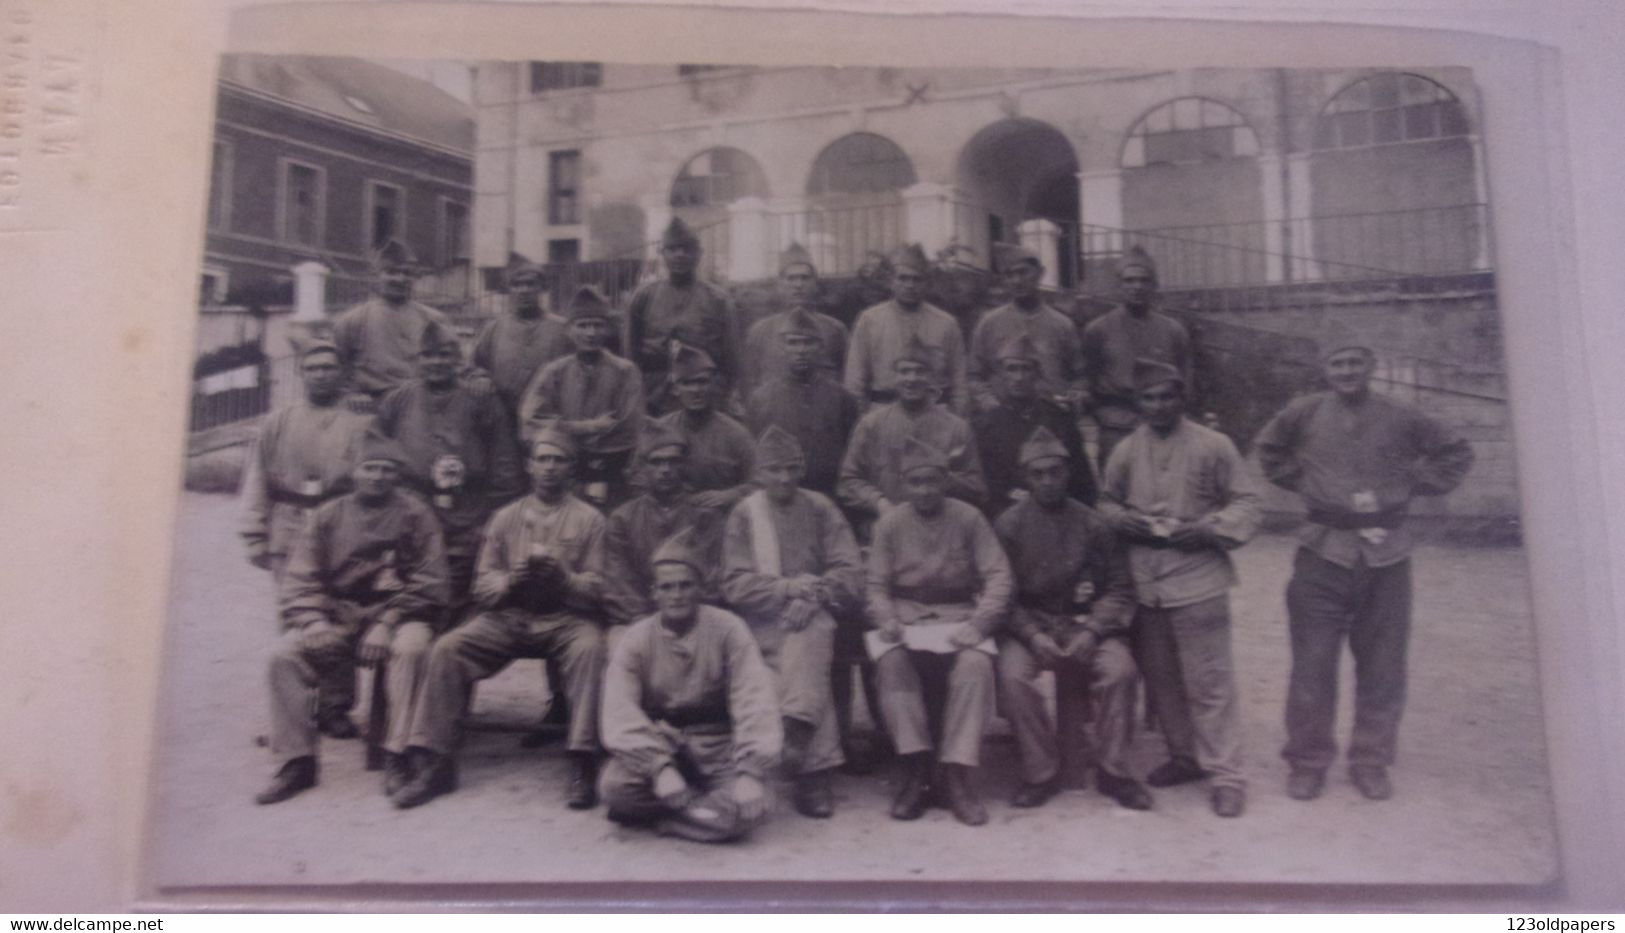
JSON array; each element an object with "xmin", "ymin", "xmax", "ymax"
[
  {"xmin": 1313, "ymin": 73, "xmax": 1470, "ymax": 150},
  {"xmin": 806, "ymin": 133, "xmax": 917, "ymax": 196},
  {"xmin": 670, "ymin": 147, "xmax": 768, "ymax": 209},
  {"xmin": 1121, "ymin": 97, "xmax": 1259, "ymax": 168}
]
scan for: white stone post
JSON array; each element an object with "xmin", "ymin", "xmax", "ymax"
[
  {"xmin": 1469, "ymin": 134, "xmax": 1494, "ymax": 271},
  {"xmin": 1018, "ymin": 218, "xmax": 1063, "ymax": 289},
  {"xmin": 1286, "ymin": 152, "xmax": 1319, "ymax": 281},
  {"xmin": 901, "ymin": 182, "xmax": 956, "ymax": 256},
  {"xmin": 727, "ymin": 196, "xmax": 772, "ymax": 281},
  {"xmin": 291, "ymin": 261, "xmax": 330, "ymax": 323},
  {"xmin": 1078, "ymin": 169, "xmax": 1124, "ymax": 260},
  {"xmin": 1258, "ymin": 151, "xmax": 1287, "ymax": 283}
]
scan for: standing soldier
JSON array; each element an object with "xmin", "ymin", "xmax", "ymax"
[
  {"xmin": 240, "ymin": 337, "xmax": 373, "ymax": 738},
  {"xmin": 1253, "ymin": 336, "xmax": 1473, "ymax": 803},
  {"xmin": 994, "ymin": 426, "xmax": 1149, "ymax": 811},
  {"xmin": 603, "ymin": 421, "xmax": 727, "ymax": 629},
  {"xmin": 332, "ymin": 239, "xmax": 454, "ymax": 410},
  {"xmin": 1080, "ymin": 247, "xmax": 1194, "ymax": 472},
  {"xmin": 375, "ymin": 321, "xmax": 525, "ymax": 616},
  {"xmin": 844, "ymin": 243, "xmax": 969, "ymax": 414},
  {"xmin": 518, "ymin": 285, "xmax": 645, "ymax": 509},
  {"xmin": 972, "ymin": 333, "xmax": 1098, "ymax": 516},
  {"xmin": 391, "ymin": 428, "xmax": 610, "ymax": 812},
  {"xmin": 721, "ymin": 427, "xmax": 865, "ymax": 818},
  {"xmin": 745, "ymin": 307, "xmax": 861, "ymax": 501},
  {"xmin": 868, "ymin": 437, "xmax": 1013, "ymax": 826},
  {"xmin": 599, "ymin": 530, "xmax": 783, "ymax": 843},
  {"xmin": 255, "ymin": 433, "xmax": 450, "ymax": 804},
  {"xmin": 968, "ymin": 243, "xmax": 1086, "ymax": 413},
  {"xmin": 740, "ymin": 242, "xmax": 850, "ymax": 395},
  {"xmin": 656, "ymin": 342, "xmax": 757, "ymax": 513},
  {"xmin": 467, "ymin": 258, "xmax": 572, "ymax": 424},
  {"xmin": 624, "ymin": 217, "xmax": 743, "ymax": 413},
  {"xmin": 839, "ymin": 336, "xmax": 985, "ymax": 530},
  {"xmin": 1099, "ymin": 359, "xmax": 1260, "ymax": 818}
]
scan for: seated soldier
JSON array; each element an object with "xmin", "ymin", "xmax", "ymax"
[
  {"xmin": 256, "ymin": 433, "xmax": 450, "ymax": 804},
  {"xmin": 600, "ymin": 530, "xmax": 783, "ymax": 843},
  {"xmin": 838, "ymin": 335, "xmax": 985, "ymax": 534},
  {"xmin": 391, "ymin": 427, "xmax": 609, "ymax": 811},
  {"xmin": 375, "ymin": 321, "xmax": 524, "ymax": 616},
  {"xmin": 657, "ymin": 342, "xmax": 757, "ymax": 513},
  {"xmin": 972, "ymin": 333, "xmax": 1097, "ymax": 516},
  {"xmin": 867, "ymin": 437, "xmax": 1013, "ymax": 826},
  {"xmin": 518, "ymin": 285, "xmax": 644, "ymax": 509},
  {"xmin": 720, "ymin": 426, "xmax": 864, "ymax": 818},
  {"xmin": 994, "ymin": 426, "xmax": 1151, "ymax": 811},
  {"xmin": 604, "ymin": 420, "xmax": 727, "ymax": 628}
]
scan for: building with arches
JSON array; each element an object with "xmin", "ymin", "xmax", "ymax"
[{"xmin": 469, "ymin": 63, "xmax": 1489, "ymax": 293}]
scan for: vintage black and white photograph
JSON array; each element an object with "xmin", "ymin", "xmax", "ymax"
[{"xmin": 150, "ymin": 54, "xmax": 1556, "ymax": 891}]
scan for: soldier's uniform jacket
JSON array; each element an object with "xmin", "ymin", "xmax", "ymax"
[
  {"xmin": 331, "ymin": 297, "xmax": 454, "ymax": 398},
  {"xmin": 993, "ymin": 496, "xmax": 1135, "ymax": 644},
  {"xmin": 239, "ymin": 399, "xmax": 372, "ymax": 563}
]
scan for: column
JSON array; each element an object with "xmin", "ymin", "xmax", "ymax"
[
  {"xmin": 1469, "ymin": 135, "xmax": 1494, "ymax": 271},
  {"xmin": 1285, "ymin": 152, "xmax": 1319, "ymax": 282},
  {"xmin": 290, "ymin": 261, "xmax": 330, "ymax": 324},
  {"xmin": 901, "ymin": 182, "xmax": 956, "ymax": 256},
  {"xmin": 1077, "ymin": 169, "xmax": 1124, "ymax": 259},
  {"xmin": 1018, "ymin": 218, "xmax": 1062, "ymax": 289},
  {"xmin": 726, "ymin": 196, "xmax": 772, "ymax": 281},
  {"xmin": 1258, "ymin": 151, "xmax": 1287, "ymax": 283}
]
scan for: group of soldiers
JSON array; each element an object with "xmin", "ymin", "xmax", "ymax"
[{"xmin": 239, "ymin": 216, "xmax": 1474, "ymax": 843}]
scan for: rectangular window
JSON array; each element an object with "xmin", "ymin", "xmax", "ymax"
[
  {"xmin": 200, "ymin": 266, "xmax": 229, "ymax": 305},
  {"xmin": 279, "ymin": 159, "xmax": 325, "ymax": 247},
  {"xmin": 439, "ymin": 199, "xmax": 469, "ymax": 266},
  {"xmin": 548, "ymin": 150, "xmax": 581, "ymax": 226},
  {"xmin": 528, "ymin": 61, "xmax": 602, "ymax": 93},
  {"xmin": 208, "ymin": 140, "xmax": 232, "ymax": 230},
  {"xmin": 365, "ymin": 180, "xmax": 406, "ymax": 251}
]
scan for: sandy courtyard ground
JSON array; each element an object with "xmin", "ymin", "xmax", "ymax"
[{"xmin": 147, "ymin": 491, "xmax": 1558, "ymax": 901}]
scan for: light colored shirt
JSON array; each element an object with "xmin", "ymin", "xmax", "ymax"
[
  {"xmin": 721, "ymin": 489, "xmax": 864, "ymax": 624},
  {"xmin": 239, "ymin": 399, "xmax": 372, "ymax": 560},
  {"xmin": 838, "ymin": 402, "xmax": 985, "ymax": 514},
  {"xmin": 1099, "ymin": 418, "xmax": 1261, "ymax": 608},
  {"xmin": 1253, "ymin": 390, "xmax": 1474, "ymax": 568},
  {"xmin": 844, "ymin": 299, "xmax": 969, "ymax": 412},
  {"xmin": 601, "ymin": 605, "xmax": 783, "ymax": 781},
  {"xmin": 867, "ymin": 498, "xmax": 1013, "ymax": 636},
  {"xmin": 471, "ymin": 493, "xmax": 607, "ymax": 620},
  {"xmin": 331, "ymin": 297, "xmax": 453, "ymax": 397}
]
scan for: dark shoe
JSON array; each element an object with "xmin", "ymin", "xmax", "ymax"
[
  {"xmin": 1096, "ymin": 771, "xmax": 1153, "ymax": 811},
  {"xmin": 1210, "ymin": 785, "xmax": 1246, "ymax": 818},
  {"xmin": 781, "ymin": 716, "xmax": 816, "ymax": 778},
  {"xmin": 1146, "ymin": 757, "xmax": 1206, "ymax": 788},
  {"xmin": 317, "ymin": 713, "xmax": 360, "ymax": 741},
  {"xmin": 566, "ymin": 753, "xmax": 599, "ymax": 810},
  {"xmin": 793, "ymin": 769, "xmax": 835, "ymax": 819},
  {"xmin": 1009, "ymin": 776, "xmax": 1060, "ymax": 809},
  {"xmin": 1287, "ymin": 768, "xmax": 1326, "ymax": 801},
  {"xmin": 1349, "ymin": 765, "xmax": 1393, "ymax": 801},
  {"xmin": 940, "ymin": 764, "xmax": 988, "ymax": 827},
  {"xmin": 889, "ymin": 753, "xmax": 931, "ymax": 821},
  {"xmin": 255, "ymin": 757, "xmax": 317, "ymax": 805},
  {"xmin": 390, "ymin": 749, "xmax": 456, "ymax": 809},
  {"xmin": 382, "ymin": 751, "xmax": 414, "ymax": 797}
]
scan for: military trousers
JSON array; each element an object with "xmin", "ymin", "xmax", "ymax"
[
  {"xmin": 875, "ymin": 644, "xmax": 995, "ymax": 767},
  {"xmin": 997, "ymin": 630, "xmax": 1138, "ymax": 785},
  {"xmin": 1282, "ymin": 547, "xmax": 1413, "ymax": 772},
  {"xmin": 406, "ymin": 610, "xmax": 604, "ymax": 755},
  {"xmin": 267, "ymin": 555, "xmax": 356, "ymax": 722},
  {"xmin": 268, "ymin": 619, "xmax": 434, "ymax": 764},
  {"xmin": 600, "ymin": 729, "xmax": 756, "ymax": 843},
  {"xmin": 744, "ymin": 608, "xmax": 843, "ymax": 774},
  {"xmin": 1134, "ymin": 595, "xmax": 1245, "ymax": 789}
]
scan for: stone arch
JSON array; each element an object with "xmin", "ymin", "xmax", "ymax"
[{"xmin": 954, "ymin": 117, "xmax": 1081, "ymax": 283}]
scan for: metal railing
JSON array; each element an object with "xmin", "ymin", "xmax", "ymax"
[
  {"xmin": 766, "ymin": 198, "xmax": 906, "ymax": 277},
  {"xmin": 189, "ymin": 352, "xmax": 300, "ymax": 433}
]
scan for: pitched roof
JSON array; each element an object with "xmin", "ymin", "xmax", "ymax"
[{"xmin": 217, "ymin": 54, "xmax": 473, "ymax": 154}]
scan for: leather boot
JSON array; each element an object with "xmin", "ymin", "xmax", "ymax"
[
  {"xmin": 780, "ymin": 716, "xmax": 816, "ymax": 778},
  {"xmin": 1146, "ymin": 756, "xmax": 1206, "ymax": 788},
  {"xmin": 255, "ymin": 756, "xmax": 317, "ymax": 805},
  {"xmin": 793, "ymin": 769, "xmax": 835, "ymax": 819},
  {"xmin": 382, "ymin": 751, "xmax": 414, "ymax": 797},
  {"xmin": 566, "ymin": 752, "xmax": 599, "ymax": 810},
  {"xmin": 390, "ymin": 748, "xmax": 456, "ymax": 809},
  {"xmin": 940, "ymin": 763, "xmax": 988, "ymax": 827},
  {"xmin": 1096, "ymin": 770, "xmax": 1153, "ymax": 811},
  {"xmin": 889, "ymin": 752, "xmax": 932, "ymax": 821}
]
